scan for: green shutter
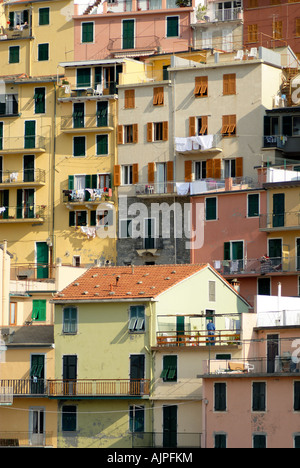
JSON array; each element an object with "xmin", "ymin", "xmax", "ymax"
[
  {"xmin": 91, "ymin": 174, "xmax": 97, "ymax": 189},
  {"xmin": 38, "ymin": 43, "xmax": 49, "ymax": 61},
  {"xmin": 3, "ymin": 190, "xmax": 9, "ymax": 219},
  {"xmin": 122, "ymin": 19, "xmax": 134, "ymax": 49},
  {"xmin": 68, "ymin": 175, "xmax": 74, "ymax": 190},
  {"xmin": 73, "ymin": 137, "xmax": 85, "ymax": 157},
  {"xmin": 9, "ymin": 46, "xmax": 19, "ymax": 64},
  {"xmin": 9, "ymin": 12, "xmax": 14, "ymax": 29},
  {"xmin": 17, "ymin": 189, "xmax": 23, "ymax": 219},
  {"xmin": 0, "ymin": 122, "xmax": 3, "ymax": 151},
  {"xmin": 90, "ymin": 210, "xmax": 96, "ymax": 226},
  {"xmin": 206, "ymin": 198, "xmax": 216, "ymax": 220},
  {"xmin": 82, "ymin": 22, "xmax": 94, "ymax": 43},
  {"xmin": 97, "ymin": 101, "xmax": 108, "ymax": 127},
  {"xmin": 76, "ymin": 68, "xmax": 91, "ymax": 88},
  {"xmin": 96, "ymin": 134, "xmax": 108, "ymax": 155},
  {"xmin": 248, "ymin": 194, "xmax": 259, "ymax": 217},
  {"xmin": 34, "ymin": 87, "xmax": 45, "ymax": 114},
  {"xmin": 161, "ymin": 356, "xmax": 177, "ymax": 382},
  {"xmin": 224, "ymin": 242, "xmax": 230, "ymax": 261},
  {"xmin": 39, "ymin": 7, "xmax": 50, "ymax": 26},
  {"xmin": 24, "ymin": 121, "xmax": 36, "ymax": 149},
  {"xmin": 32, "ymin": 300, "xmax": 46, "ymax": 322},
  {"xmin": 95, "ymin": 67, "xmax": 102, "ymax": 87},
  {"xmin": 167, "ymin": 17, "xmax": 179, "ymax": 37},
  {"xmin": 69, "ymin": 211, "xmax": 75, "ymax": 226}
]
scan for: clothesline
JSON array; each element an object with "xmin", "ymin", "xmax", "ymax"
[
  {"xmin": 175, "ymin": 135, "xmax": 214, "ymax": 152},
  {"xmin": 176, "ymin": 179, "xmax": 224, "ymax": 196}
]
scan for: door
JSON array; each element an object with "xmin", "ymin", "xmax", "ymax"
[
  {"xmin": 97, "ymin": 101, "xmax": 108, "ymax": 127},
  {"xmin": 30, "ymin": 408, "xmax": 45, "ymax": 446},
  {"xmin": 130, "ymin": 354, "xmax": 145, "ymax": 395},
  {"xmin": 163, "ymin": 405, "xmax": 177, "ymax": 448},
  {"xmin": 231, "ymin": 241, "xmax": 243, "ymax": 272},
  {"xmin": 144, "ymin": 218, "xmax": 155, "ymax": 250},
  {"xmin": 23, "ymin": 155, "xmax": 35, "ymax": 182},
  {"xmin": 268, "ymin": 238, "xmax": 282, "ymax": 271},
  {"xmin": 272, "ymin": 193, "xmax": 285, "ymax": 227},
  {"xmin": 176, "ymin": 316, "xmax": 185, "ymax": 345},
  {"xmin": 24, "ymin": 120, "xmax": 36, "ymax": 149},
  {"xmin": 63, "ymin": 355, "xmax": 77, "ymax": 396},
  {"xmin": 36, "ymin": 242, "xmax": 49, "ymax": 279},
  {"xmin": 73, "ymin": 102, "xmax": 84, "ymax": 128},
  {"xmin": 30, "ymin": 354, "xmax": 45, "ymax": 395},
  {"xmin": 122, "ymin": 19, "xmax": 134, "ymax": 49},
  {"xmin": 267, "ymin": 334, "xmax": 279, "ymax": 373}
]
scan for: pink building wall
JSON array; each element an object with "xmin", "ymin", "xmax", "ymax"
[
  {"xmin": 202, "ymin": 375, "xmax": 300, "ymax": 448},
  {"xmin": 73, "ymin": 5, "xmax": 194, "ymax": 61}
]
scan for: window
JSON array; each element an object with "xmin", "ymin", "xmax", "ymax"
[
  {"xmin": 9, "ymin": 302, "xmax": 17, "ymax": 326},
  {"xmin": 195, "ymin": 161, "xmax": 207, "ymax": 180},
  {"xmin": 129, "ymin": 406, "xmax": 145, "ymax": 432},
  {"xmin": 76, "ymin": 68, "xmax": 91, "ymax": 88},
  {"xmin": 153, "ymin": 87, "xmax": 164, "ymax": 106},
  {"xmin": 9, "ymin": 46, "xmax": 19, "ymax": 64},
  {"xmin": 273, "ymin": 20, "xmax": 283, "ymax": 39},
  {"xmin": 31, "ymin": 300, "xmax": 46, "ymax": 322},
  {"xmin": 96, "ymin": 101, "xmax": 108, "ymax": 127},
  {"xmin": 223, "ymin": 74, "xmax": 236, "ymax": 95},
  {"xmin": 214, "ymin": 382, "xmax": 226, "ymax": 411},
  {"xmin": 0, "ymin": 123, "xmax": 3, "ymax": 151},
  {"xmin": 224, "ymin": 241, "xmax": 244, "ymax": 272},
  {"xmin": 62, "ymin": 406, "xmax": 77, "ymax": 432},
  {"xmin": 194, "ymin": 76, "xmax": 208, "ymax": 98},
  {"xmin": 144, "ymin": 217, "xmax": 156, "ymax": 249},
  {"xmin": 248, "ymin": 193, "xmax": 260, "ymax": 217},
  {"xmin": 122, "ymin": 19, "xmax": 135, "ymax": 49},
  {"xmin": 38, "ymin": 43, "xmax": 49, "ymax": 61},
  {"xmin": 69, "ymin": 210, "xmax": 87, "ymax": 227},
  {"xmin": 209, "ymin": 281, "xmax": 216, "ymax": 302},
  {"xmin": 129, "ymin": 306, "xmax": 145, "ymax": 332},
  {"xmin": 294, "ymin": 381, "xmax": 300, "ymax": 411},
  {"xmin": 224, "ymin": 159, "xmax": 236, "ymax": 178},
  {"xmin": 147, "ymin": 122, "xmax": 168, "ymax": 142},
  {"xmin": 294, "ymin": 434, "xmax": 300, "ymax": 448},
  {"xmin": 253, "ymin": 434, "xmax": 266, "ymax": 448},
  {"xmin": 206, "ymin": 197, "xmax": 217, "ymax": 221},
  {"xmin": 73, "ymin": 102, "xmax": 84, "ymax": 128},
  {"xmin": 24, "ymin": 120, "xmax": 36, "ymax": 149},
  {"xmin": 73, "ymin": 136, "xmax": 86, "ymax": 157},
  {"xmin": 214, "ymin": 433, "xmax": 227, "ymax": 448},
  {"xmin": 120, "ymin": 219, "xmax": 133, "ymax": 239},
  {"xmin": 125, "ymin": 89, "xmax": 135, "ymax": 109},
  {"xmin": 117, "ymin": 124, "xmax": 138, "ymax": 144},
  {"xmin": 96, "ymin": 134, "xmax": 108, "ymax": 155},
  {"xmin": 122, "ymin": 165, "xmax": 133, "ymax": 185},
  {"xmin": 82, "ymin": 22, "xmax": 94, "ymax": 43},
  {"xmin": 161, "ymin": 355, "xmax": 177, "ymax": 382},
  {"xmin": 258, "ymin": 277, "xmax": 271, "ymax": 296},
  {"xmin": 63, "ymin": 307, "xmax": 77, "ymax": 334},
  {"xmin": 252, "ymin": 382, "xmax": 266, "ymax": 411},
  {"xmin": 222, "ymin": 115, "xmax": 236, "ymax": 137},
  {"xmin": 296, "ymin": 18, "xmax": 300, "ymax": 37},
  {"xmin": 248, "ymin": 24, "xmax": 258, "ymax": 42},
  {"xmin": 39, "ymin": 7, "xmax": 49, "ymax": 25},
  {"xmin": 166, "ymin": 16, "xmax": 179, "ymax": 37},
  {"xmin": 34, "ymin": 87, "xmax": 45, "ymax": 114},
  {"xmin": 97, "ymin": 210, "xmax": 113, "ymax": 227}
]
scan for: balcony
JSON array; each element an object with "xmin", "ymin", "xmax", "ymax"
[
  {"xmin": 0, "ymin": 169, "xmax": 45, "ymax": 187},
  {"xmin": 213, "ymin": 7, "xmax": 243, "ymax": 22},
  {"xmin": 213, "ymin": 256, "xmax": 295, "ymax": 276},
  {"xmin": 202, "ymin": 355, "xmax": 300, "ymax": 376},
  {"xmin": 0, "ymin": 379, "xmax": 47, "ymax": 396},
  {"xmin": 175, "ymin": 134, "xmax": 222, "ymax": 155},
  {"xmin": 58, "ymin": 82, "xmax": 119, "ymax": 100},
  {"xmin": 0, "ymin": 136, "xmax": 46, "ymax": 154},
  {"xmin": 60, "ymin": 113, "xmax": 114, "ymax": 132},
  {"xmin": 259, "ymin": 211, "xmax": 300, "ymax": 231},
  {"xmin": 132, "ymin": 432, "xmax": 201, "ymax": 449},
  {"xmin": 0, "ymin": 432, "xmax": 53, "ymax": 448},
  {"xmin": 263, "ymin": 135, "xmax": 300, "ymax": 154},
  {"xmin": 48, "ymin": 379, "xmax": 150, "ymax": 398},
  {"xmin": 156, "ymin": 329, "xmax": 241, "ymax": 348},
  {"xmin": 10, "ymin": 263, "xmax": 55, "ymax": 281},
  {"xmin": 0, "ymin": 205, "xmax": 47, "ymax": 223},
  {"xmin": 63, "ymin": 188, "xmax": 113, "ymax": 206}
]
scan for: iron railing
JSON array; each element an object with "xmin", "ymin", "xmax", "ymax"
[
  {"xmin": 48, "ymin": 379, "xmax": 150, "ymax": 397},
  {"xmin": 156, "ymin": 330, "xmax": 241, "ymax": 347},
  {"xmin": 0, "ymin": 205, "xmax": 47, "ymax": 221},
  {"xmin": 0, "ymin": 432, "xmax": 53, "ymax": 448},
  {"xmin": 61, "ymin": 113, "xmax": 114, "ymax": 130},
  {"xmin": 203, "ymin": 356, "xmax": 300, "ymax": 375},
  {"xmin": 132, "ymin": 432, "xmax": 201, "ymax": 448},
  {"xmin": 0, "ymin": 169, "xmax": 45, "ymax": 185}
]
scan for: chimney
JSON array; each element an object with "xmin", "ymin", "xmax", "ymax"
[
  {"xmin": 231, "ymin": 278, "xmax": 240, "ymax": 294},
  {"xmin": 278, "ymin": 282, "xmax": 281, "ymax": 297}
]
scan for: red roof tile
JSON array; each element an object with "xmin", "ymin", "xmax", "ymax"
[{"xmin": 53, "ymin": 264, "xmax": 209, "ymax": 302}]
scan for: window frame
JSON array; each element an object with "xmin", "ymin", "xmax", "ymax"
[
  {"xmin": 129, "ymin": 305, "xmax": 145, "ymax": 333},
  {"xmin": 9, "ymin": 45, "xmax": 20, "ymax": 64},
  {"xmin": 96, "ymin": 134, "xmax": 108, "ymax": 156},
  {"xmin": 62, "ymin": 405, "xmax": 77, "ymax": 432},
  {"xmin": 63, "ymin": 306, "xmax": 78, "ymax": 335},
  {"xmin": 38, "ymin": 43, "xmax": 49, "ymax": 62},
  {"xmin": 205, "ymin": 197, "xmax": 217, "ymax": 221},
  {"xmin": 166, "ymin": 16, "xmax": 179, "ymax": 38},
  {"xmin": 214, "ymin": 382, "xmax": 227, "ymax": 412},
  {"xmin": 161, "ymin": 355, "xmax": 178, "ymax": 382},
  {"xmin": 73, "ymin": 136, "xmax": 86, "ymax": 157},
  {"xmin": 39, "ymin": 7, "xmax": 50, "ymax": 26},
  {"xmin": 31, "ymin": 299, "xmax": 46, "ymax": 322},
  {"xmin": 129, "ymin": 405, "xmax": 145, "ymax": 433},
  {"xmin": 252, "ymin": 381, "xmax": 266, "ymax": 412},
  {"xmin": 194, "ymin": 76, "xmax": 208, "ymax": 98},
  {"xmin": 247, "ymin": 193, "xmax": 260, "ymax": 218},
  {"xmin": 81, "ymin": 21, "xmax": 94, "ymax": 43},
  {"xmin": 34, "ymin": 87, "xmax": 46, "ymax": 114}
]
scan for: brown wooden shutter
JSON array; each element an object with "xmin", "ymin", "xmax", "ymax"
[
  {"xmin": 236, "ymin": 157, "xmax": 243, "ymax": 177},
  {"xmin": 213, "ymin": 159, "xmax": 221, "ymax": 179},
  {"xmin": 153, "ymin": 87, "xmax": 164, "ymax": 105},
  {"xmin": 223, "ymin": 74, "xmax": 230, "ymax": 95},
  {"xmin": 147, "ymin": 122, "xmax": 153, "ymax": 142},
  {"xmin": 200, "ymin": 116, "xmax": 208, "ymax": 135},
  {"xmin": 114, "ymin": 165, "xmax": 121, "ymax": 186},
  {"xmin": 117, "ymin": 125, "xmax": 123, "ymax": 144},
  {"xmin": 162, "ymin": 121, "xmax": 168, "ymax": 141},
  {"xmin": 133, "ymin": 123, "xmax": 138, "ymax": 143},
  {"xmin": 189, "ymin": 116, "xmax": 196, "ymax": 137},
  {"xmin": 221, "ymin": 116, "xmax": 229, "ymax": 135},
  {"xmin": 167, "ymin": 161, "xmax": 174, "ymax": 182},
  {"xmin": 184, "ymin": 160, "xmax": 193, "ymax": 182},
  {"xmin": 148, "ymin": 162, "xmax": 155, "ymax": 184},
  {"xmin": 125, "ymin": 89, "xmax": 135, "ymax": 109},
  {"xmin": 132, "ymin": 163, "xmax": 139, "ymax": 184},
  {"xmin": 206, "ymin": 159, "xmax": 213, "ymax": 178}
]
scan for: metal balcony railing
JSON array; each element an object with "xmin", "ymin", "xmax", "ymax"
[
  {"xmin": 61, "ymin": 113, "xmax": 114, "ymax": 131},
  {"xmin": 214, "ymin": 7, "xmax": 242, "ymax": 22},
  {"xmin": 0, "ymin": 205, "xmax": 47, "ymax": 221},
  {"xmin": 203, "ymin": 356, "xmax": 300, "ymax": 375},
  {"xmin": 132, "ymin": 432, "xmax": 201, "ymax": 448},
  {"xmin": 10, "ymin": 263, "xmax": 55, "ymax": 281},
  {"xmin": 213, "ymin": 256, "xmax": 295, "ymax": 275},
  {"xmin": 259, "ymin": 211, "xmax": 300, "ymax": 230},
  {"xmin": 156, "ymin": 330, "xmax": 241, "ymax": 347},
  {"xmin": 0, "ymin": 169, "xmax": 45, "ymax": 185},
  {"xmin": 48, "ymin": 379, "xmax": 150, "ymax": 397},
  {"xmin": 0, "ymin": 136, "xmax": 47, "ymax": 152},
  {"xmin": 0, "ymin": 432, "xmax": 53, "ymax": 448},
  {"xmin": 0, "ymin": 379, "xmax": 47, "ymax": 396}
]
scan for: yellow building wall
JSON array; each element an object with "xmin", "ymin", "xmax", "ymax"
[{"xmin": 0, "ymin": 79, "xmax": 55, "ymax": 265}]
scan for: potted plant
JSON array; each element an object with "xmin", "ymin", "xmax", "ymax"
[
  {"xmin": 176, "ymin": 0, "xmax": 191, "ymax": 7},
  {"xmin": 196, "ymin": 4, "xmax": 207, "ymax": 21}
]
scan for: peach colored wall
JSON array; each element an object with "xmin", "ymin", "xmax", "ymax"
[
  {"xmin": 202, "ymin": 376, "xmax": 300, "ymax": 448},
  {"xmin": 192, "ymin": 189, "xmax": 267, "ymax": 265},
  {"xmin": 238, "ymin": 275, "xmax": 299, "ymax": 306},
  {"xmin": 74, "ymin": 10, "xmax": 193, "ymax": 60}
]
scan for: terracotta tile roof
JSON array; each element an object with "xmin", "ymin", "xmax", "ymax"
[{"xmin": 53, "ymin": 264, "xmax": 209, "ymax": 302}]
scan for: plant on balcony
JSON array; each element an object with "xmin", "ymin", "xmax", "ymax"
[
  {"xmin": 196, "ymin": 4, "xmax": 207, "ymax": 21},
  {"xmin": 176, "ymin": 0, "xmax": 191, "ymax": 7}
]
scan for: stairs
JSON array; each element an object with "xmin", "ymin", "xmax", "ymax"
[
  {"xmin": 281, "ymin": 68, "xmax": 300, "ymax": 107},
  {"xmin": 83, "ymin": 0, "xmax": 102, "ymax": 15}
]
